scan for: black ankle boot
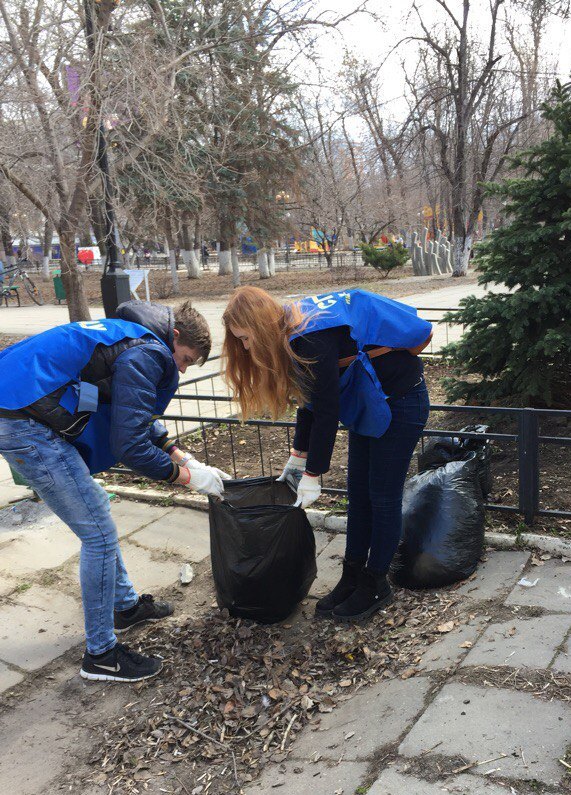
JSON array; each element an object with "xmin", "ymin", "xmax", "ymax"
[
  {"xmin": 315, "ymin": 559, "xmax": 363, "ymax": 618},
  {"xmin": 332, "ymin": 567, "xmax": 393, "ymax": 622}
]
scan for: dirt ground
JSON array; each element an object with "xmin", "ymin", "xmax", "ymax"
[{"xmin": 104, "ymin": 360, "xmax": 571, "ymax": 539}]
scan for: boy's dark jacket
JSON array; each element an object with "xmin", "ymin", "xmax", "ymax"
[{"xmin": 0, "ymin": 301, "xmax": 179, "ymax": 478}]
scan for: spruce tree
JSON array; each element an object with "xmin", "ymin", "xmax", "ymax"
[{"xmin": 443, "ymin": 83, "xmax": 571, "ymax": 408}]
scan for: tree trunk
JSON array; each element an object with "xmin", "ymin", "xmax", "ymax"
[
  {"xmin": 268, "ymin": 247, "xmax": 276, "ymax": 276},
  {"xmin": 231, "ymin": 246, "xmax": 241, "ymax": 287},
  {"xmin": 257, "ymin": 247, "xmax": 270, "ymax": 279},
  {"xmin": 59, "ymin": 227, "xmax": 91, "ymax": 321},
  {"xmin": 42, "ymin": 218, "xmax": 53, "ymax": 279},
  {"xmin": 193, "ymin": 216, "xmax": 201, "ymax": 272},
  {"xmin": 163, "ymin": 211, "xmax": 179, "ymax": 292},
  {"xmin": 0, "ymin": 206, "xmax": 14, "ymax": 264},
  {"xmin": 169, "ymin": 250, "xmax": 179, "ymax": 290},
  {"xmin": 181, "ymin": 218, "xmax": 200, "ymax": 278},
  {"xmin": 218, "ymin": 217, "xmax": 233, "ymax": 275},
  {"xmin": 218, "ymin": 248, "xmax": 232, "ymax": 274},
  {"xmin": 452, "ymin": 234, "xmax": 471, "ymax": 277}
]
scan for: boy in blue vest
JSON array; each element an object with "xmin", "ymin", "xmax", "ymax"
[{"xmin": 0, "ymin": 300, "xmax": 228, "ymax": 682}]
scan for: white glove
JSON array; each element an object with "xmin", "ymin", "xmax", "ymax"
[
  {"xmin": 277, "ymin": 452, "xmax": 307, "ymax": 482},
  {"xmin": 294, "ymin": 473, "xmax": 321, "ymax": 509},
  {"xmin": 176, "ymin": 464, "xmax": 225, "ymax": 499},
  {"xmin": 185, "ymin": 456, "xmax": 231, "ymax": 481}
]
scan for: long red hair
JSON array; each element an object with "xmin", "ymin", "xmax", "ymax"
[{"xmin": 222, "ymin": 286, "xmax": 311, "ymax": 420}]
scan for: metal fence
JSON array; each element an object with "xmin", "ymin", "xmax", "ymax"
[
  {"xmin": 158, "ymin": 393, "xmax": 571, "ymax": 526},
  {"xmin": 47, "ymin": 250, "xmax": 362, "ymax": 273}
]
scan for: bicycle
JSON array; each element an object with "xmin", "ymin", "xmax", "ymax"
[{"xmin": 0, "ymin": 259, "xmax": 45, "ymax": 306}]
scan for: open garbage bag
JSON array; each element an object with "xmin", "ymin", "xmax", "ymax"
[
  {"xmin": 209, "ymin": 476, "xmax": 317, "ymax": 623},
  {"xmin": 391, "ymin": 426, "xmax": 492, "ymax": 588}
]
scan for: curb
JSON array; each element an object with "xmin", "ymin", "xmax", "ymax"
[{"xmin": 103, "ymin": 483, "xmax": 571, "ymax": 559}]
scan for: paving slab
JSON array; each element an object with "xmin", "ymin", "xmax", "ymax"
[
  {"xmin": 245, "ymin": 758, "xmax": 368, "ymax": 794},
  {"xmin": 505, "ymin": 559, "xmax": 571, "ymax": 613},
  {"xmin": 119, "ymin": 541, "xmax": 183, "ymax": 592},
  {"xmin": 399, "ymin": 682, "xmax": 570, "ymax": 786},
  {"xmin": 314, "ymin": 529, "xmax": 331, "ymax": 556},
  {"xmin": 454, "ymin": 551, "xmax": 531, "ymax": 602},
  {"xmin": 0, "ymin": 481, "xmax": 33, "ymax": 507},
  {"xmin": 460, "ymin": 613, "xmax": 571, "ymax": 669},
  {"xmin": 109, "ymin": 499, "xmax": 174, "ymax": 538},
  {"xmin": 0, "ymin": 675, "xmax": 90, "ymax": 795},
  {"xmin": 417, "ymin": 618, "xmax": 487, "ymax": 672},
  {"xmin": 289, "ymin": 676, "xmax": 432, "ymax": 761},
  {"xmin": 552, "ymin": 637, "xmax": 571, "ymax": 673},
  {"xmin": 0, "ymin": 586, "xmax": 83, "ymax": 670},
  {"xmin": 0, "ymin": 661, "xmax": 24, "ymax": 694},
  {"xmin": 0, "ymin": 457, "xmax": 14, "ymax": 482},
  {"xmin": 0, "ymin": 573, "xmax": 17, "ymax": 598},
  {"xmin": 310, "ymin": 533, "xmax": 346, "ymax": 597},
  {"xmin": 128, "ymin": 507, "xmax": 211, "ymax": 561},
  {"xmin": 370, "ymin": 767, "xmax": 513, "ymax": 794},
  {"xmin": 0, "ymin": 521, "xmax": 80, "ymax": 575}
]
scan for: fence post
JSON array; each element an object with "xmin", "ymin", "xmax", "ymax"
[{"xmin": 518, "ymin": 409, "xmax": 539, "ymax": 525}]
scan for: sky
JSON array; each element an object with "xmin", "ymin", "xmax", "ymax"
[{"xmin": 305, "ymin": 0, "xmax": 571, "ymax": 121}]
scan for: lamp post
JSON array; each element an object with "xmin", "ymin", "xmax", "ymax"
[{"xmin": 84, "ymin": 0, "xmax": 130, "ymax": 317}]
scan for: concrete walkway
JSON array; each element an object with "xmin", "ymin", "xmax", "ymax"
[
  {"xmin": 247, "ymin": 544, "xmax": 571, "ymax": 795},
  {"xmin": 0, "ymin": 497, "xmax": 212, "ymax": 691},
  {"xmin": 0, "ymin": 491, "xmax": 569, "ymax": 794}
]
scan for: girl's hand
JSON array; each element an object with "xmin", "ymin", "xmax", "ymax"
[{"xmin": 294, "ymin": 473, "xmax": 321, "ymax": 509}]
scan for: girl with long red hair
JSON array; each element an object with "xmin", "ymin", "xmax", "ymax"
[{"xmin": 222, "ymin": 286, "xmax": 432, "ymax": 622}]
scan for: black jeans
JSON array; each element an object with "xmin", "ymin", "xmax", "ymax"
[{"xmin": 345, "ymin": 378, "xmax": 430, "ymax": 573}]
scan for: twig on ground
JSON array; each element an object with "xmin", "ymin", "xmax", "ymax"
[
  {"xmin": 168, "ymin": 715, "xmax": 240, "ymax": 790},
  {"xmin": 443, "ymin": 754, "xmax": 508, "ymax": 776}
]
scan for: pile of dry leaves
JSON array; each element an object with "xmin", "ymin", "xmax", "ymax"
[{"xmin": 86, "ymin": 588, "xmax": 461, "ymax": 794}]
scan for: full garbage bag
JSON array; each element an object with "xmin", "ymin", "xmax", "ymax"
[
  {"xmin": 209, "ymin": 476, "xmax": 317, "ymax": 623},
  {"xmin": 390, "ymin": 452, "xmax": 486, "ymax": 588},
  {"xmin": 417, "ymin": 424, "xmax": 492, "ymax": 496}
]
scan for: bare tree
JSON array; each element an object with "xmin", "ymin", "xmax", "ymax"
[
  {"xmin": 405, "ymin": 0, "xmax": 532, "ymax": 275},
  {"xmin": 0, "ymin": 0, "xmax": 127, "ymax": 319}
]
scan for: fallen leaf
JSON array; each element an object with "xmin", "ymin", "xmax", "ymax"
[
  {"xmin": 338, "ymin": 679, "xmax": 352, "ymax": 688},
  {"xmin": 437, "ymin": 621, "xmax": 455, "ymax": 633},
  {"xmin": 300, "ymin": 695, "xmax": 314, "ymax": 710},
  {"xmin": 401, "ymin": 668, "xmax": 417, "ymax": 680},
  {"xmin": 459, "ymin": 641, "xmax": 473, "ymax": 649}
]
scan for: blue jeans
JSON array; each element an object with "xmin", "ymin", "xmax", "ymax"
[
  {"xmin": 345, "ymin": 379, "xmax": 430, "ymax": 573},
  {"xmin": 0, "ymin": 418, "xmax": 138, "ymax": 654}
]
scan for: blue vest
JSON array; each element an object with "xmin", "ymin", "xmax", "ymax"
[
  {"xmin": 0, "ymin": 319, "xmax": 179, "ymax": 473},
  {"xmin": 289, "ymin": 290, "xmax": 432, "ymax": 437}
]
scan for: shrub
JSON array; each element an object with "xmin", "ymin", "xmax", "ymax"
[{"xmin": 359, "ymin": 242, "xmax": 409, "ymax": 277}]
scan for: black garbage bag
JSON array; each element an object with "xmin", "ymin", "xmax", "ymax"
[
  {"xmin": 418, "ymin": 424, "xmax": 492, "ymax": 497},
  {"xmin": 390, "ymin": 452, "xmax": 485, "ymax": 589},
  {"xmin": 209, "ymin": 476, "xmax": 317, "ymax": 624}
]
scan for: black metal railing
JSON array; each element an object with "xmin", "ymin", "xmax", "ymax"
[
  {"xmin": 155, "ymin": 399, "xmax": 570, "ymax": 525},
  {"xmin": 111, "ymin": 307, "xmax": 569, "ymax": 526}
]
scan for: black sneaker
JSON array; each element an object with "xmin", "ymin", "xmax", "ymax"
[
  {"xmin": 332, "ymin": 567, "xmax": 393, "ymax": 623},
  {"xmin": 80, "ymin": 643, "xmax": 162, "ymax": 682},
  {"xmin": 114, "ymin": 593, "xmax": 174, "ymax": 634}
]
